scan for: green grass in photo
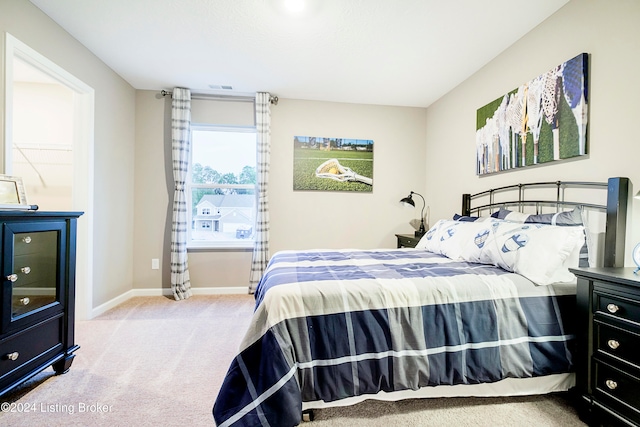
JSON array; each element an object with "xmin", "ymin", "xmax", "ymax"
[{"xmin": 293, "ymin": 148, "xmax": 373, "ymax": 192}]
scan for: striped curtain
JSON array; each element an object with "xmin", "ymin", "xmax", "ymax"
[
  {"xmin": 170, "ymin": 88, "xmax": 193, "ymax": 300},
  {"xmin": 249, "ymin": 92, "xmax": 271, "ymax": 293}
]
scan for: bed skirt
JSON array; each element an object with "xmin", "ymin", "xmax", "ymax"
[{"xmin": 302, "ymin": 373, "xmax": 575, "ymax": 410}]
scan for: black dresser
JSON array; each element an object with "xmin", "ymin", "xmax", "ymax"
[
  {"xmin": 0, "ymin": 211, "xmax": 82, "ymax": 397},
  {"xmin": 572, "ymin": 267, "xmax": 640, "ymax": 426}
]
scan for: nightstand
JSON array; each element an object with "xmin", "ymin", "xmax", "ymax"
[
  {"xmin": 571, "ymin": 267, "xmax": 640, "ymax": 427},
  {"xmin": 395, "ymin": 233, "xmax": 421, "ymax": 248}
]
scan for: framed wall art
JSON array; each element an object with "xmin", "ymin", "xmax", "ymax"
[
  {"xmin": 293, "ymin": 136, "xmax": 373, "ymax": 192},
  {"xmin": 476, "ymin": 52, "xmax": 589, "ymax": 175}
]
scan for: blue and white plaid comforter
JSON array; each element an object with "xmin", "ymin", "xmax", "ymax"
[{"xmin": 213, "ymin": 249, "xmax": 576, "ymax": 427}]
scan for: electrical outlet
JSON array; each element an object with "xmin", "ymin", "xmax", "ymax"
[{"xmin": 151, "ymin": 258, "xmax": 159, "ymax": 270}]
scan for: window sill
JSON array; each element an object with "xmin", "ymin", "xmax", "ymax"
[{"xmin": 187, "ymin": 240, "xmax": 254, "ymax": 252}]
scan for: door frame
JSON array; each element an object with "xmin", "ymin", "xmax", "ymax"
[{"xmin": 4, "ymin": 33, "xmax": 94, "ymax": 320}]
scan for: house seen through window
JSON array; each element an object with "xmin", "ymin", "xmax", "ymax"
[{"xmin": 188, "ymin": 125, "xmax": 257, "ymax": 248}]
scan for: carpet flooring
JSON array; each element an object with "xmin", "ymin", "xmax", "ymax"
[{"xmin": 0, "ymin": 295, "xmax": 587, "ymax": 426}]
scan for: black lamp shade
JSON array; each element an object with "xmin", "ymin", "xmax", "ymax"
[
  {"xmin": 400, "ymin": 191, "xmax": 426, "ymax": 237},
  {"xmin": 400, "ymin": 195, "xmax": 415, "ymax": 207}
]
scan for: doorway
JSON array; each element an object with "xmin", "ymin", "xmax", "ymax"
[
  {"xmin": 9, "ymin": 55, "xmax": 74, "ymax": 209},
  {"xmin": 4, "ymin": 33, "xmax": 94, "ymax": 320}
]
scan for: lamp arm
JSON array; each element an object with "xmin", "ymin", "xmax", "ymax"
[
  {"xmin": 411, "ymin": 191, "xmax": 427, "ymax": 233},
  {"xmin": 411, "ymin": 192, "xmax": 426, "ymax": 219}
]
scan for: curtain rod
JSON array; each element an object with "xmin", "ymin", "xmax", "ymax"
[{"xmin": 160, "ymin": 90, "xmax": 278, "ymax": 105}]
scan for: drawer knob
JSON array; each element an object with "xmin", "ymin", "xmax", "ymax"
[
  {"xmin": 6, "ymin": 352, "xmax": 19, "ymax": 361},
  {"xmin": 19, "ymin": 297, "xmax": 30, "ymax": 305},
  {"xmin": 605, "ymin": 379, "xmax": 618, "ymax": 390},
  {"xmin": 6, "ymin": 274, "xmax": 17, "ymax": 282},
  {"xmin": 21, "ymin": 266, "xmax": 31, "ymax": 274},
  {"xmin": 607, "ymin": 339, "xmax": 620, "ymax": 350},
  {"xmin": 22, "ymin": 236, "xmax": 31, "ymax": 244},
  {"xmin": 607, "ymin": 303, "xmax": 620, "ymax": 314}
]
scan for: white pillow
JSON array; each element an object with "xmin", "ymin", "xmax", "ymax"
[
  {"xmin": 471, "ymin": 221, "xmax": 585, "ymax": 285},
  {"xmin": 419, "ymin": 218, "xmax": 585, "ymax": 286},
  {"xmin": 418, "ymin": 219, "xmax": 503, "ymax": 261},
  {"xmin": 553, "ymin": 233, "xmax": 585, "ymax": 283},
  {"xmin": 416, "ymin": 219, "xmax": 471, "ymax": 259},
  {"xmin": 492, "ymin": 206, "xmax": 591, "ymax": 268}
]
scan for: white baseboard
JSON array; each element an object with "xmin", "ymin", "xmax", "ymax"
[
  {"xmin": 89, "ymin": 290, "xmax": 134, "ymax": 319},
  {"xmin": 191, "ymin": 287, "xmax": 249, "ymax": 295},
  {"xmin": 89, "ymin": 286, "xmax": 249, "ymax": 319}
]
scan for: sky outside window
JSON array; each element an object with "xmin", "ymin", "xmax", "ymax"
[{"xmin": 191, "ymin": 129, "xmax": 256, "ymax": 176}]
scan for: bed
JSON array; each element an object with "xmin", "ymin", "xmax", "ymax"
[{"xmin": 213, "ymin": 177, "xmax": 629, "ymax": 427}]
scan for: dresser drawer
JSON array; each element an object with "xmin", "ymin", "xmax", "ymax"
[
  {"xmin": 11, "ymin": 254, "xmax": 56, "ymax": 287},
  {"xmin": 0, "ymin": 317, "xmax": 63, "ymax": 379},
  {"xmin": 595, "ymin": 322, "xmax": 640, "ymax": 368},
  {"xmin": 594, "ymin": 287, "xmax": 640, "ymax": 325},
  {"xmin": 593, "ymin": 359, "xmax": 640, "ymax": 425},
  {"xmin": 11, "ymin": 293, "xmax": 58, "ymax": 318},
  {"xmin": 13, "ymin": 231, "xmax": 57, "ymax": 257}
]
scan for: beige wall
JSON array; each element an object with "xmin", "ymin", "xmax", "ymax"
[
  {"xmin": 270, "ymin": 99, "xmax": 427, "ymax": 253},
  {"xmin": 133, "ymin": 91, "xmax": 169, "ymax": 290},
  {"xmin": 424, "ymin": 0, "xmax": 640, "ymax": 265},
  {"xmin": 0, "ymin": 0, "xmax": 136, "ymax": 309},
  {"xmin": 133, "ymin": 93, "xmax": 428, "ymax": 290}
]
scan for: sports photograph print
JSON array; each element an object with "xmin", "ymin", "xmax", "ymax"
[
  {"xmin": 475, "ymin": 52, "xmax": 588, "ymax": 175},
  {"xmin": 293, "ymin": 136, "xmax": 373, "ymax": 192}
]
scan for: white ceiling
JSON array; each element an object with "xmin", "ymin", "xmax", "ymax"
[{"xmin": 29, "ymin": 0, "xmax": 569, "ymax": 108}]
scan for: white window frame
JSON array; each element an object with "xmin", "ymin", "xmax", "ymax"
[{"xmin": 187, "ymin": 124, "xmax": 257, "ymax": 249}]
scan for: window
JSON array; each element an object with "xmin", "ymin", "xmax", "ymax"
[{"xmin": 188, "ymin": 125, "xmax": 257, "ymax": 248}]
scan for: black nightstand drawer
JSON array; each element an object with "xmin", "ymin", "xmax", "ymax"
[
  {"xmin": 595, "ymin": 288, "xmax": 640, "ymax": 326},
  {"xmin": 596, "ymin": 322, "xmax": 640, "ymax": 368},
  {"xmin": 396, "ymin": 234, "xmax": 421, "ymax": 248},
  {"xmin": 594, "ymin": 359, "xmax": 640, "ymax": 425}
]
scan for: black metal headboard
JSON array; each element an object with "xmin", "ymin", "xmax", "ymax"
[{"xmin": 461, "ymin": 177, "xmax": 629, "ymax": 268}]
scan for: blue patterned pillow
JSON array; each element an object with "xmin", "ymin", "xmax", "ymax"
[
  {"xmin": 453, "ymin": 214, "xmax": 481, "ymax": 222},
  {"xmin": 421, "ymin": 218, "xmax": 586, "ymax": 285},
  {"xmin": 417, "ymin": 219, "xmax": 474, "ymax": 259},
  {"xmin": 459, "ymin": 220, "xmax": 585, "ymax": 285},
  {"xmin": 490, "ymin": 207, "xmax": 588, "ymax": 267},
  {"xmin": 491, "ymin": 206, "xmax": 583, "ymax": 226}
]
